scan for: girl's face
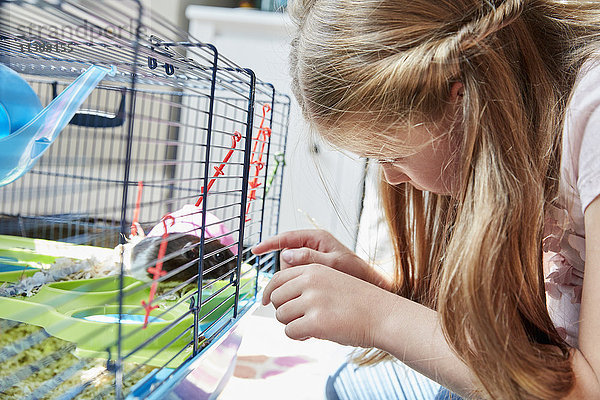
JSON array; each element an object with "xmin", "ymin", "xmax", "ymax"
[
  {"xmin": 321, "ymin": 85, "xmax": 463, "ymax": 195},
  {"xmin": 370, "ymin": 82, "xmax": 463, "ymax": 195},
  {"xmin": 377, "ymin": 122, "xmax": 459, "ymax": 195},
  {"xmin": 336, "ymin": 83, "xmax": 464, "ymax": 195}
]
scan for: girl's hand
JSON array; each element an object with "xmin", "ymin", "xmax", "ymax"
[
  {"xmin": 262, "ymin": 263, "xmax": 396, "ymax": 347},
  {"xmin": 252, "ymin": 230, "xmax": 393, "ymax": 291}
]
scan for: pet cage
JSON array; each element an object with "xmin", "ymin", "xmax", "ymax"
[{"xmin": 0, "ymin": 0, "xmax": 290, "ymax": 398}]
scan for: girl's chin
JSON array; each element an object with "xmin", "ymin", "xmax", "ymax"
[
  {"xmin": 409, "ymin": 182, "xmax": 426, "ymax": 191},
  {"xmin": 409, "ymin": 181, "xmax": 431, "ymax": 192},
  {"xmin": 411, "ymin": 182, "xmax": 453, "ymax": 196}
]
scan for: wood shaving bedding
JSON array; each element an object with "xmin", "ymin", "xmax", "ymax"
[
  {"xmin": 0, "ymin": 320, "xmax": 156, "ymax": 400},
  {"xmin": 0, "ymin": 256, "xmax": 120, "ymax": 298}
]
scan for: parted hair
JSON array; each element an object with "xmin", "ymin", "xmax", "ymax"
[{"xmin": 288, "ymin": 0, "xmax": 600, "ymax": 398}]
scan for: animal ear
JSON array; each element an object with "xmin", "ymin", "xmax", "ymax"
[
  {"xmin": 131, "ymin": 222, "xmax": 145, "ymax": 238},
  {"xmin": 182, "ymin": 241, "xmax": 198, "ymax": 260}
]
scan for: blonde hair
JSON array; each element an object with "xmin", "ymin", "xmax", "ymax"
[{"xmin": 289, "ymin": 0, "xmax": 600, "ymax": 398}]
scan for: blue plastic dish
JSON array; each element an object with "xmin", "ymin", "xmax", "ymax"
[
  {"xmin": 0, "ymin": 64, "xmax": 43, "ymax": 139},
  {"xmin": 0, "ymin": 63, "xmax": 115, "ymax": 186},
  {"xmin": 0, "ymin": 104, "xmax": 11, "ymax": 137}
]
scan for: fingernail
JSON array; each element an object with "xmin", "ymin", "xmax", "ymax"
[{"xmin": 281, "ymin": 249, "xmax": 294, "ymax": 263}]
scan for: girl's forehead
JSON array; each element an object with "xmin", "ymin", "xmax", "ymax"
[{"xmin": 319, "ymin": 122, "xmax": 433, "ymax": 158}]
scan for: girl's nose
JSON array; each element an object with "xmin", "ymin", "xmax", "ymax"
[{"xmin": 382, "ymin": 164, "xmax": 410, "ymax": 185}]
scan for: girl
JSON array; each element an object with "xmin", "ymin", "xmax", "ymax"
[{"xmin": 252, "ymin": 0, "xmax": 600, "ymax": 398}]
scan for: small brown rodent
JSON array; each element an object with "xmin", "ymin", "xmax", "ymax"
[{"xmin": 130, "ymin": 233, "xmax": 237, "ymax": 282}]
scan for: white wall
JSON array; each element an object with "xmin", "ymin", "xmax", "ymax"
[{"xmin": 186, "ymin": 7, "xmax": 366, "ymax": 248}]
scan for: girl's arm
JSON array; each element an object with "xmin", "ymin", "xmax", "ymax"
[
  {"xmin": 381, "ymin": 196, "xmax": 600, "ymax": 398},
  {"xmin": 366, "ymin": 287, "xmax": 600, "ymax": 399},
  {"xmin": 255, "ymin": 231, "xmax": 479, "ymax": 394},
  {"xmin": 568, "ymin": 197, "xmax": 600, "ymax": 399},
  {"xmin": 261, "ymin": 259, "xmax": 482, "ymax": 397},
  {"xmin": 257, "ymin": 219, "xmax": 600, "ymax": 398},
  {"xmin": 370, "ymin": 289, "xmax": 481, "ymax": 396}
]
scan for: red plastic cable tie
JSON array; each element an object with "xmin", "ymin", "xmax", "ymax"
[
  {"xmin": 195, "ymin": 131, "xmax": 243, "ymax": 207},
  {"xmin": 130, "ymin": 181, "xmax": 144, "ymax": 237},
  {"xmin": 250, "ymin": 128, "xmax": 270, "ymax": 166},
  {"xmin": 250, "ymin": 105, "xmax": 271, "ymax": 166},
  {"xmin": 248, "ymin": 178, "xmax": 261, "ymax": 189},
  {"xmin": 259, "ymin": 104, "xmax": 272, "ymax": 130},
  {"xmin": 141, "ymin": 214, "xmax": 175, "ymax": 329},
  {"xmin": 246, "ymin": 105, "xmax": 272, "ymax": 222}
]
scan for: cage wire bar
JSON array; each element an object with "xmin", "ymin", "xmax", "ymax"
[{"xmin": 0, "ymin": 0, "xmax": 289, "ymax": 398}]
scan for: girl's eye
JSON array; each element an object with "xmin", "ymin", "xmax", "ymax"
[{"xmin": 376, "ymin": 157, "xmax": 403, "ymax": 165}]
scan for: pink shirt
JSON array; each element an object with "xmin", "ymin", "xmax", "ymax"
[{"xmin": 544, "ymin": 58, "xmax": 600, "ymax": 347}]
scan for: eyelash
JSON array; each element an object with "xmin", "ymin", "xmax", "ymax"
[{"xmin": 376, "ymin": 158, "xmax": 403, "ymax": 165}]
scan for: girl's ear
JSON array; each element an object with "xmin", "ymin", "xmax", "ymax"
[{"xmin": 450, "ymin": 82, "xmax": 464, "ymax": 103}]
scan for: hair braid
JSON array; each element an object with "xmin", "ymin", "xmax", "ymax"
[
  {"xmin": 455, "ymin": 0, "xmax": 525, "ymax": 53},
  {"xmin": 355, "ymin": 0, "xmax": 528, "ymax": 124}
]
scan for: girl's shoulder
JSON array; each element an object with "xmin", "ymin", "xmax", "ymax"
[
  {"xmin": 561, "ymin": 57, "xmax": 600, "ymax": 216},
  {"xmin": 568, "ymin": 57, "xmax": 600, "ymax": 120},
  {"xmin": 542, "ymin": 61, "xmax": 600, "ymax": 347}
]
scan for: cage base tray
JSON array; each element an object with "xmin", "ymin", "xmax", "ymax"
[{"xmin": 0, "ymin": 235, "xmax": 256, "ymax": 368}]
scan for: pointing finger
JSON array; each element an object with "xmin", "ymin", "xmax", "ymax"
[
  {"xmin": 252, "ymin": 230, "xmax": 335, "ymax": 255},
  {"xmin": 280, "ymin": 247, "xmax": 333, "ymax": 270}
]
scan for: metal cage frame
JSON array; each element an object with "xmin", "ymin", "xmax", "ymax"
[{"xmin": 0, "ymin": 0, "xmax": 290, "ymax": 398}]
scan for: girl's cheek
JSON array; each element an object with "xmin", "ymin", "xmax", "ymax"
[{"xmin": 381, "ymin": 165, "xmax": 411, "ymax": 185}]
